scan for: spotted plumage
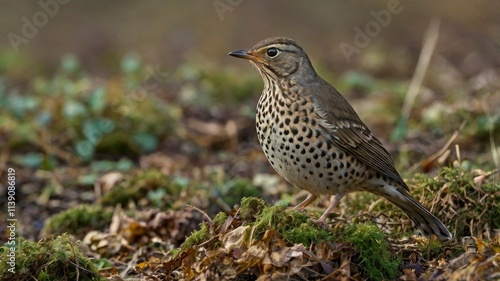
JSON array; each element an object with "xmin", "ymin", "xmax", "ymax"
[{"xmin": 228, "ymin": 37, "xmax": 452, "ymax": 240}]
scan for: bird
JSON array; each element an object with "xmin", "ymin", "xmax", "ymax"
[{"xmin": 228, "ymin": 37, "xmax": 452, "ymax": 240}]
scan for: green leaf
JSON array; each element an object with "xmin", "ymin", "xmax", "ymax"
[
  {"xmin": 8, "ymin": 94, "xmax": 39, "ymax": 118},
  {"xmin": 75, "ymin": 140, "xmax": 95, "ymax": 161},
  {"xmin": 133, "ymin": 133, "xmax": 158, "ymax": 152},
  {"xmin": 342, "ymin": 70, "xmax": 375, "ymax": 91},
  {"xmin": 93, "ymin": 258, "xmax": 112, "ymax": 270},
  {"xmin": 147, "ymin": 188, "xmax": 167, "ymax": 207},
  {"xmin": 391, "ymin": 117, "xmax": 408, "ymax": 142},
  {"xmin": 76, "ymin": 174, "xmax": 99, "ymax": 185},
  {"xmin": 83, "ymin": 119, "xmax": 103, "ymax": 144},
  {"xmin": 172, "ymin": 176, "xmax": 189, "ymax": 187},
  {"xmin": 99, "ymin": 118, "xmax": 115, "ymax": 134},
  {"xmin": 83, "ymin": 118, "xmax": 115, "ymax": 144},
  {"xmin": 116, "ymin": 158, "xmax": 134, "ymax": 171},
  {"xmin": 121, "ymin": 53, "xmax": 141, "ymax": 74},
  {"xmin": 63, "ymin": 100, "xmax": 87, "ymax": 118},
  {"xmin": 16, "ymin": 152, "xmax": 44, "ymax": 168},
  {"xmin": 60, "ymin": 54, "xmax": 80, "ymax": 73},
  {"xmin": 90, "ymin": 160, "xmax": 118, "ymax": 172},
  {"xmin": 89, "ymin": 87, "xmax": 107, "ymax": 113}
]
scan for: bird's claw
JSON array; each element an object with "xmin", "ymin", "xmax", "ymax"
[{"xmin": 310, "ymin": 218, "xmax": 332, "ymax": 231}]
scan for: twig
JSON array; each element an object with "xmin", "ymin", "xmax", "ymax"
[
  {"xmin": 402, "ymin": 17, "xmax": 441, "ymax": 121},
  {"xmin": 186, "ymin": 205, "xmax": 212, "ymax": 224},
  {"xmin": 409, "ymin": 120, "xmax": 466, "ymax": 172}
]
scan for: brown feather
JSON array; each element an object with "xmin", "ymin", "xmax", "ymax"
[{"xmin": 310, "ymin": 78, "xmax": 410, "ymax": 191}]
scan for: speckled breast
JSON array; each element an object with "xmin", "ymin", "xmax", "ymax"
[{"xmin": 255, "ymin": 88, "xmax": 366, "ymax": 196}]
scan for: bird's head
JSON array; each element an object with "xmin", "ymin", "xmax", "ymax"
[{"xmin": 228, "ymin": 37, "xmax": 316, "ymax": 82}]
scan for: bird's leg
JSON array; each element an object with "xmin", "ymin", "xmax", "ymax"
[
  {"xmin": 313, "ymin": 192, "xmax": 345, "ymax": 224},
  {"xmin": 293, "ymin": 193, "xmax": 317, "ymax": 210}
]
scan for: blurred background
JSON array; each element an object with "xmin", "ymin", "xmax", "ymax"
[
  {"xmin": 0, "ymin": 1, "xmax": 499, "ymax": 241},
  {"xmin": 1, "ymin": 1, "xmax": 499, "ymax": 75}
]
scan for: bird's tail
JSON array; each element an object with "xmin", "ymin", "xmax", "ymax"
[{"xmin": 374, "ymin": 186, "xmax": 452, "ymax": 240}]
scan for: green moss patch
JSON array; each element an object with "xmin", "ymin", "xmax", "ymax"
[
  {"xmin": 42, "ymin": 205, "xmax": 112, "ymax": 237},
  {"xmin": 0, "ymin": 234, "xmax": 102, "ymax": 281},
  {"xmin": 344, "ymin": 223, "xmax": 400, "ymax": 281}
]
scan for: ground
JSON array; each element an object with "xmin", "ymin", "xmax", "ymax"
[{"xmin": 0, "ymin": 2, "xmax": 499, "ymax": 280}]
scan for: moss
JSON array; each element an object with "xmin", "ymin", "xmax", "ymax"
[
  {"xmin": 213, "ymin": 212, "xmax": 228, "ymax": 226},
  {"xmin": 101, "ymin": 169, "xmax": 181, "ymax": 208},
  {"xmin": 42, "ymin": 205, "xmax": 112, "ymax": 236},
  {"xmin": 350, "ymin": 166, "xmax": 500, "ymax": 238},
  {"xmin": 418, "ymin": 237, "xmax": 446, "ymax": 260},
  {"xmin": 246, "ymin": 197, "xmax": 335, "ymax": 246},
  {"xmin": 100, "ymin": 183, "xmax": 145, "ymax": 206},
  {"xmin": 169, "ymin": 248, "xmax": 182, "ymax": 257},
  {"xmin": 126, "ymin": 169, "xmax": 172, "ymax": 191},
  {"xmin": 0, "ymin": 234, "xmax": 102, "ymax": 281},
  {"xmin": 181, "ymin": 223, "xmax": 210, "ymax": 251},
  {"xmin": 343, "ymin": 223, "xmax": 400, "ymax": 281},
  {"xmin": 350, "ymin": 192, "xmax": 387, "ymax": 213},
  {"xmin": 240, "ymin": 197, "xmax": 267, "ymax": 220},
  {"xmin": 281, "ymin": 220, "xmax": 335, "ymax": 246},
  {"xmin": 252, "ymin": 205, "xmax": 286, "ymax": 238},
  {"xmin": 411, "ymin": 166, "xmax": 500, "ymax": 237}
]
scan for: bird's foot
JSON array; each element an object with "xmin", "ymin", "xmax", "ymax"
[{"xmin": 310, "ymin": 217, "xmax": 332, "ymax": 231}]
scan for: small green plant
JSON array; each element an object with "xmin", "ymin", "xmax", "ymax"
[
  {"xmin": 174, "ymin": 62, "xmax": 262, "ymax": 108},
  {"xmin": 240, "ymin": 197, "xmax": 335, "ymax": 246},
  {"xmin": 1, "ymin": 54, "xmax": 181, "ymax": 166},
  {"xmin": 0, "ymin": 234, "xmax": 102, "ymax": 281},
  {"xmin": 418, "ymin": 237, "xmax": 446, "ymax": 260},
  {"xmin": 411, "ymin": 166, "xmax": 499, "ymax": 237},
  {"xmin": 100, "ymin": 169, "xmax": 185, "ymax": 208},
  {"xmin": 344, "ymin": 223, "xmax": 400, "ymax": 280},
  {"xmin": 42, "ymin": 205, "xmax": 112, "ymax": 236},
  {"xmin": 181, "ymin": 223, "xmax": 210, "ymax": 251},
  {"xmin": 240, "ymin": 196, "xmax": 267, "ymax": 220}
]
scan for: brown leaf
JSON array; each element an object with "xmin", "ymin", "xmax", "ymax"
[{"xmin": 223, "ymin": 225, "xmax": 250, "ymax": 252}]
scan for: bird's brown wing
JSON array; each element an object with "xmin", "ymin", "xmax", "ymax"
[{"xmin": 311, "ymin": 81, "xmax": 409, "ymax": 191}]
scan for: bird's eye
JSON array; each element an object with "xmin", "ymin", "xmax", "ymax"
[{"xmin": 267, "ymin": 47, "xmax": 279, "ymax": 57}]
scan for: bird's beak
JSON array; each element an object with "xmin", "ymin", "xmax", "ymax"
[
  {"xmin": 228, "ymin": 49, "xmax": 266, "ymax": 64},
  {"xmin": 228, "ymin": 49, "xmax": 252, "ymax": 59}
]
